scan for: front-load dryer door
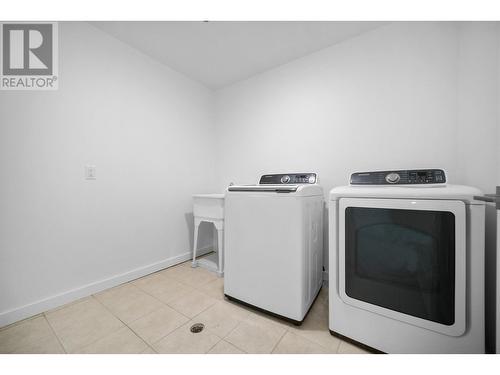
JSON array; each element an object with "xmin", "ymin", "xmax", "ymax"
[{"xmin": 338, "ymin": 198, "xmax": 466, "ymax": 337}]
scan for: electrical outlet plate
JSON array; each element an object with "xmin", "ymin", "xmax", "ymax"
[{"xmin": 85, "ymin": 165, "xmax": 96, "ymax": 180}]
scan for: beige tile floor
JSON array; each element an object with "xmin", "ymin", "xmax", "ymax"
[{"xmin": 0, "ymin": 259, "xmax": 370, "ymax": 354}]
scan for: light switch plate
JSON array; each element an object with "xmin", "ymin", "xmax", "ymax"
[{"xmin": 85, "ymin": 165, "xmax": 96, "ymax": 180}]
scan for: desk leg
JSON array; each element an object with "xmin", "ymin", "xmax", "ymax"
[
  {"xmin": 192, "ymin": 218, "xmax": 201, "ymax": 268},
  {"xmin": 216, "ymin": 228, "xmax": 224, "ymax": 277}
]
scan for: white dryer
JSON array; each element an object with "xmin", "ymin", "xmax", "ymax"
[
  {"xmin": 329, "ymin": 169, "xmax": 485, "ymax": 353},
  {"xmin": 224, "ymin": 173, "xmax": 323, "ymax": 324}
]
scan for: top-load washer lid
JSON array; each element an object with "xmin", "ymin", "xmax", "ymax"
[
  {"xmin": 330, "ymin": 169, "xmax": 482, "ymax": 204},
  {"xmin": 227, "ymin": 173, "xmax": 323, "ymax": 197}
]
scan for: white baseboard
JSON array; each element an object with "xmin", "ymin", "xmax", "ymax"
[{"xmin": 0, "ymin": 246, "xmax": 213, "ymax": 328}]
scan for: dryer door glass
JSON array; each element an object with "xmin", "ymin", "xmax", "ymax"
[{"xmin": 345, "ymin": 207, "xmax": 455, "ymax": 325}]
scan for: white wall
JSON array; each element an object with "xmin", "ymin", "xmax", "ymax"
[
  {"xmin": 457, "ymin": 22, "xmax": 499, "ymax": 194},
  {"xmin": 0, "ymin": 22, "xmax": 216, "ymax": 326},
  {"xmin": 214, "ymin": 21, "xmax": 500, "ymax": 272},
  {"xmin": 215, "ymin": 22, "xmax": 461, "ymax": 190}
]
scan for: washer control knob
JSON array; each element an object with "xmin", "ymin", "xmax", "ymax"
[
  {"xmin": 281, "ymin": 175, "xmax": 291, "ymax": 184},
  {"xmin": 308, "ymin": 175, "xmax": 316, "ymax": 184},
  {"xmin": 385, "ymin": 173, "xmax": 400, "ymax": 184}
]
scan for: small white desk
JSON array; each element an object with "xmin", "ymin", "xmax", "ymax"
[{"xmin": 191, "ymin": 194, "xmax": 225, "ymax": 276}]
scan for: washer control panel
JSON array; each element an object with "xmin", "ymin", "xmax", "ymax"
[
  {"xmin": 350, "ymin": 169, "xmax": 446, "ymax": 185},
  {"xmin": 259, "ymin": 173, "xmax": 317, "ymax": 185}
]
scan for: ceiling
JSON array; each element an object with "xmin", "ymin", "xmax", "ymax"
[{"xmin": 92, "ymin": 21, "xmax": 387, "ymax": 89}]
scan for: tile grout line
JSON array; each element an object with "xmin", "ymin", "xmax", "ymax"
[
  {"xmin": 21, "ymin": 296, "xmax": 121, "ymax": 354},
  {"xmin": 287, "ymin": 313, "xmax": 345, "ymax": 353},
  {"xmin": 124, "ymin": 282, "xmax": 193, "ymax": 321},
  {"xmin": 107, "ymin": 268, "xmax": 221, "ymax": 348},
  {"xmin": 150, "ymin": 318, "xmax": 224, "ymax": 354},
  {"xmin": 269, "ymin": 328, "xmax": 288, "ymax": 354},
  {"xmin": 221, "ymin": 321, "xmax": 249, "ymax": 353},
  {"xmin": 129, "ymin": 314, "xmax": 189, "ymax": 348},
  {"xmin": 288, "ymin": 327, "xmax": 339, "ymax": 354},
  {"xmin": 204, "ymin": 333, "xmax": 225, "ymax": 354},
  {"xmin": 83, "ymin": 295, "xmax": 149, "ymax": 353},
  {"xmin": 120, "ymin": 278, "xmax": 218, "ymax": 347},
  {"xmin": 156, "ymin": 295, "xmax": 214, "ymax": 320},
  {"xmin": 223, "ymin": 299, "xmax": 299, "ymax": 354},
  {"xmin": 42, "ymin": 313, "xmax": 68, "ymax": 354},
  {"xmin": 0, "ymin": 313, "xmax": 45, "ymax": 332},
  {"xmin": 149, "ymin": 259, "xmax": 223, "ymax": 353},
  {"xmin": 182, "ymin": 295, "xmax": 219, "ymax": 319},
  {"xmin": 144, "ymin": 271, "xmax": 196, "ymax": 290},
  {"xmin": 224, "ymin": 339, "xmax": 248, "ymax": 354},
  {"xmin": 42, "ymin": 287, "xmax": 164, "ymax": 354},
  {"xmin": 335, "ymin": 339, "xmax": 343, "ymax": 354},
  {"xmin": 282, "ymin": 291, "xmax": 347, "ymax": 354},
  {"xmin": 124, "ymin": 322, "xmax": 158, "ymax": 354},
  {"xmin": 95, "ymin": 286, "xmax": 162, "ymax": 353},
  {"xmin": 157, "ymin": 298, "xmax": 218, "ymax": 343},
  {"xmin": 164, "ymin": 261, "xmax": 220, "ymax": 286},
  {"xmin": 131, "ymin": 269, "xmax": 220, "ymax": 321},
  {"xmin": 289, "ymin": 325, "xmax": 341, "ymax": 353},
  {"xmin": 192, "ymin": 296, "xmax": 251, "ymax": 353},
  {"xmin": 198, "ymin": 313, "xmax": 248, "ymax": 354},
  {"xmin": 44, "ymin": 294, "xmax": 97, "ymax": 316},
  {"xmin": 164, "ymin": 292, "xmax": 218, "ymax": 321}
]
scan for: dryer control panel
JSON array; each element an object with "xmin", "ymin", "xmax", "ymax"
[
  {"xmin": 350, "ymin": 169, "xmax": 446, "ymax": 185},
  {"xmin": 259, "ymin": 173, "xmax": 317, "ymax": 185}
]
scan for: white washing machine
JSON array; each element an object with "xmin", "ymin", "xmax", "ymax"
[
  {"xmin": 329, "ymin": 169, "xmax": 485, "ymax": 353},
  {"xmin": 224, "ymin": 173, "xmax": 323, "ymax": 324}
]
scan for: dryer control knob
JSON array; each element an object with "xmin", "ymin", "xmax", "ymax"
[
  {"xmin": 385, "ymin": 173, "xmax": 400, "ymax": 184},
  {"xmin": 281, "ymin": 175, "xmax": 291, "ymax": 184}
]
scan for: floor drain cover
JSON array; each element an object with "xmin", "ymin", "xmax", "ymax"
[{"xmin": 190, "ymin": 323, "xmax": 205, "ymax": 333}]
